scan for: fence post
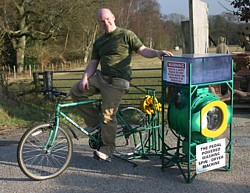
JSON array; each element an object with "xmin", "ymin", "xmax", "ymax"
[
  {"xmin": 29, "ymin": 65, "xmax": 32, "ymax": 77},
  {"xmin": 43, "ymin": 71, "xmax": 53, "ymax": 100},
  {"xmin": 33, "ymin": 72, "xmax": 41, "ymax": 93},
  {"xmin": 13, "ymin": 66, "xmax": 16, "ymax": 79}
]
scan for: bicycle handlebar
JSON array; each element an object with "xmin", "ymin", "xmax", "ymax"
[{"xmin": 41, "ymin": 89, "xmax": 69, "ymax": 98}]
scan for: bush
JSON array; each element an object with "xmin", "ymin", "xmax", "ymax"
[{"xmin": 23, "ymin": 55, "xmax": 39, "ymax": 71}]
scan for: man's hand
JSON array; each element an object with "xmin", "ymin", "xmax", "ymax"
[
  {"xmin": 138, "ymin": 45, "xmax": 173, "ymax": 59},
  {"xmin": 78, "ymin": 59, "xmax": 99, "ymax": 92},
  {"xmin": 78, "ymin": 76, "xmax": 89, "ymax": 92},
  {"xmin": 156, "ymin": 50, "xmax": 173, "ymax": 59}
]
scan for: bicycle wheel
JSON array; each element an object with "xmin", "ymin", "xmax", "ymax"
[
  {"xmin": 17, "ymin": 123, "xmax": 73, "ymax": 180},
  {"xmin": 116, "ymin": 107, "xmax": 147, "ymax": 155}
]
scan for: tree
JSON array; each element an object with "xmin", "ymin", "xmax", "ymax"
[
  {"xmin": 231, "ymin": 0, "xmax": 250, "ymax": 23},
  {"xmin": 0, "ymin": 0, "xmax": 175, "ymax": 72},
  {"xmin": 209, "ymin": 13, "xmax": 240, "ymax": 45},
  {"xmin": 230, "ymin": 0, "xmax": 250, "ymax": 49},
  {"xmin": 164, "ymin": 13, "xmax": 187, "ymax": 48},
  {"xmin": 63, "ymin": 1, "xmax": 101, "ymax": 63},
  {"xmin": 0, "ymin": 0, "xmax": 80, "ymax": 72}
]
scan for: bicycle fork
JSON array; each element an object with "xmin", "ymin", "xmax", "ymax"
[{"xmin": 43, "ymin": 106, "xmax": 61, "ymax": 154}]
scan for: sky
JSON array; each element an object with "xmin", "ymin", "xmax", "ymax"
[{"xmin": 158, "ymin": 0, "xmax": 233, "ymax": 17}]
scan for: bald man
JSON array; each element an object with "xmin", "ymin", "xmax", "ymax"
[{"xmin": 70, "ymin": 8, "xmax": 173, "ymax": 162}]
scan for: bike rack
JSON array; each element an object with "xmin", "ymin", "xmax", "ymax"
[{"xmin": 113, "ymin": 88, "xmax": 163, "ymax": 166}]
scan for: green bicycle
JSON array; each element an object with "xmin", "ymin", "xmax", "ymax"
[{"xmin": 17, "ymin": 89, "xmax": 162, "ymax": 180}]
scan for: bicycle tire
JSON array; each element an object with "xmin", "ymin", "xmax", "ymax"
[
  {"xmin": 17, "ymin": 123, "xmax": 73, "ymax": 180},
  {"xmin": 119, "ymin": 107, "xmax": 146, "ymax": 128},
  {"xmin": 116, "ymin": 107, "xmax": 147, "ymax": 155}
]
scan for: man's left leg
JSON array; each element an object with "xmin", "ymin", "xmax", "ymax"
[{"xmin": 94, "ymin": 77, "xmax": 129, "ymax": 160}]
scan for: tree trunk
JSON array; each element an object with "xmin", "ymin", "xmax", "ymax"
[
  {"xmin": 83, "ymin": 24, "xmax": 98, "ymax": 63},
  {"xmin": 15, "ymin": 36, "xmax": 26, "ymax": 73}
]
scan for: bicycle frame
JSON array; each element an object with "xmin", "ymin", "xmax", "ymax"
[
  {"xmin": 44, "ymin": 88, "xmax": 162, "ymax": 164},
  {"xmin": 45, "ymin": 99, "xmax": 102, "ymax": 151},
  {"xmin": 44, "ymin": 92, "xmax": 161, "ymax": 159},
  {"xmin": 44, "ymin": 98, "xmax": 140, "ymax": 149}
]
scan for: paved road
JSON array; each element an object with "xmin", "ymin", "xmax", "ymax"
[{"xmin": 0, "ymin": 112, "xmax": 249, "ymax": 193}]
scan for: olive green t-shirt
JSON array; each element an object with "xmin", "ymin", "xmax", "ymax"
[{"xmin": 91, "ymin": 27, "xmax": 144, "ymax": 81}]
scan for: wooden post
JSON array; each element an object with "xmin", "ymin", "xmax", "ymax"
[
  {"xmin": 33, "ymin": 72, "xmax": 41, "ymax": 93},
  {"xmin": 181, "ymin": 21, "xmax": 192, "ymax": 54},
  {"xmin": 185, "ymin": 0, "xmax": 209, "ymax": 54},
  {"xmin": 13, "ymin": 66, "xmax": 17, "ymax": 79},
  {"xmin": 43, "ymin": 71, "xmax": 53, "ymax": 100},
  {"xmin": 29, "ymin": 65, "xmax": 32, "ymax": 77}
]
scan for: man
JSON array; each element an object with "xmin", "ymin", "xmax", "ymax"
[
  {"xmin": 70, "ymin": 8, "xmax": 173, "ymax": 162},
  {"xmin": 216, "ymin": 36, "xmax": 229, "ymax": 54},
  {"xmin": 244, "ymin": 36, "xmax": 250, "ymax": 51},
  {"xmin": 214, "ymin": 36, "xmax": 230, "ymax": 96}
]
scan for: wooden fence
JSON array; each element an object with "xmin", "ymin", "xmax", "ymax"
[{"xmin": 32, "ymin": 68, "xmax": 162, "ymax": 107}]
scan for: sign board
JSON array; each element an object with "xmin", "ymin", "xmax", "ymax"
[
  {"xmin": 196, "ymin": 138, "xmax": 226, "ymax": 174},
  {"xmin": 165, "ymin": 61, "xmax": 187, "ymax": 84}
]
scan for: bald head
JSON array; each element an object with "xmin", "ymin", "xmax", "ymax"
[
  {"xmin": 97, "ymin": 8, "xmax": 116, "ymax": 33},
  {"xmin": 97, "ymin": 8, "xmax": 113, "ymax": 18}
]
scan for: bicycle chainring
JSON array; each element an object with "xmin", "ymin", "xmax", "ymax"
[{"xmin": 88, "ymin": 132, "xmax": 101, "ymax": 150}]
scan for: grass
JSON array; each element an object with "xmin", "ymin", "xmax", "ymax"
[{"xmin": 0, "ymin": 82, "xmax": 51, "ymax": 129}]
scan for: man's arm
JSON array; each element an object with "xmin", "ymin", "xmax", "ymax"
[
  {"xmin": 137, "ymin": 45, "xmax": 173, "ymax": 59},
  {"xmin": 83, "ymin": 59, "xmax": 99, "ymax": 79}
]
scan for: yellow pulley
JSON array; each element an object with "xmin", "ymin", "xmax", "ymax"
[{"xmin": 140, "ymin": 95, "xmax": 162, "ymax": 115}]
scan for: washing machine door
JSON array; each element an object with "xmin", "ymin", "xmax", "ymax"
[{"xmin": 201, "ymin": 100, "xmax": 228, "ymax": 138}]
